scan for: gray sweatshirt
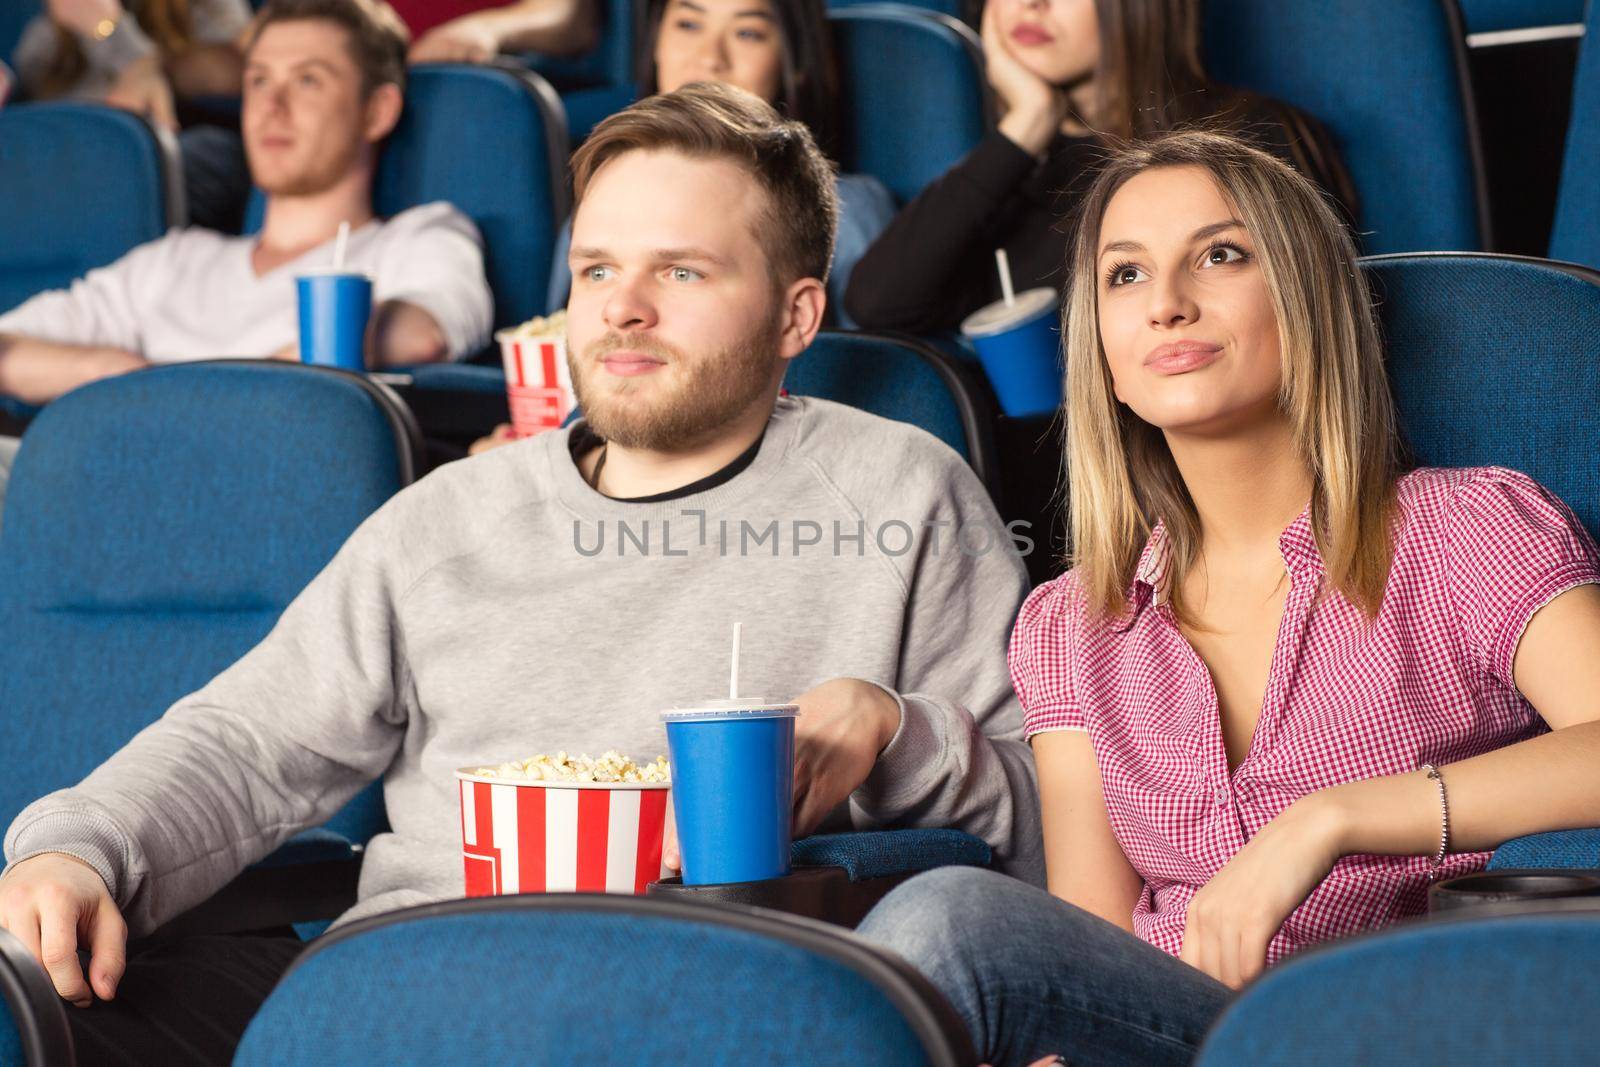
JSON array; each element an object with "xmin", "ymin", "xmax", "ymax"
[{"xmin": 3, "ymin": 397, "xmax": 1043, "ymax": 935}]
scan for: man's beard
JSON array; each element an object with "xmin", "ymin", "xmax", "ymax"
[
  {"xmin": 570, "ymin": 312, "xmax": 782, "ymax": 452},
  {"xmin": 250, "ymin": 136, "xmax": 363, "ymax": 198}
]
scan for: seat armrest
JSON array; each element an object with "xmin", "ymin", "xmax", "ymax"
[
  {"xmin": 1489, "ymin": 828, "xmax": 1600, "ymax": 870},
  {"xmin": 0, "ymin": 927, "xmax": 74, "ymax": 1067}
]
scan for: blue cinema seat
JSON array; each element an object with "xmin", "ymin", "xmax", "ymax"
[
  {"xmin": 521, "ymin": 0, "xmax": 638, "ymax": 141},
  {"xmin": 381, "ymin": 64, "xmax": 569, "ymax": 328},
  {"xmin": 1362, "ymin": 251, "xmax": 1600, "ymax": 867},
  {"xmin": 1205, "ymin": 0, "xmax": 1490, "ymax": 254},
  {"xmin": 828, "ymin": 0, "xmax": 972, "ymax": 20},
  {"xmin": 786, "ymin": 330, "xmax": 999, "ymax": 491},
  {"xmin": 1193, "ymin": 911, "xmax": 1600, "ymax": 1064},
  {"xmin": 0, "ymin": 362, "xmax": 423, "ymax": 930},
  {"xmin": 1456, "ymin": 0, "xmax": 1586, "ymax": 32},
  {"xmin": 829, "ymin": 5, "xmax": 991, "ymax": 206},
  {"xmin": 1548, "ymin": 0, "xmax": 1600, "ymax": 268},
  {"xmin": 0, "ymin": 103, "xmax": 182, "ymax": 317},
  {"xmin": 234, "ymin": 895, "xmax": 978, "ymax": 1066},
  {"xmin": 247, "ymin": 63, "xmax": 569, "ymax": 330}
]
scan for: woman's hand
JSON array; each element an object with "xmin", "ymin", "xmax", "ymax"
[
  {"xmin": 981, "ymin": 0, "xmax": 1071, "ymax": 155},
  {"xmin": 408, "ymin": 18, "xmax": 500, "ymax": 65},
  {"xmin": 105, "ymin": 55, "xmax": 178, "ymax": 133},
  {"xmin": 1179, "ymin": 795, "xmax": 1344, "ymax": 989},
  {"xmin": 48, "ymin": 0, "xmax": 122, "ymax": 37}
]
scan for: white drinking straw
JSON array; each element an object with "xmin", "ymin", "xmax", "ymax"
[
  {"xmin": 333, "ymin": 220, "xmax": 351, "ymax": 271},
  {"xmin": 729, "ymin": 621, "xmax": 742, "ymax": 701},
  {"xmin": 995, "ymin": 248, "xmax": 1016, "ymax": 308}
]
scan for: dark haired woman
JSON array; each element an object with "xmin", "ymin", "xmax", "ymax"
[
  {"xmin": 843, "ymin": 0, "xmax": 1356, "ymax": 334},
  {"xmin": 546, "ymin": 0, "xmax": 895, "ymax": 325}
]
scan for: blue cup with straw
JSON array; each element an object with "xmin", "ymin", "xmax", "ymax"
[
  {"xmin": 662, "ymin": 623, "xmax": 798, "ymax": 886},
  {"xmin": 961, "ymin": 249, "xmax": 1063, "ymax": 418},
  {"xmin": 297, "ymin": 221, "xmax": 372, "ymax": 371}
]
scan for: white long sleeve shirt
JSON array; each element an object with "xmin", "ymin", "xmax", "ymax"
[{"xmin": 0, "ymin": 202, "xmax": 494, "ymax": 362}]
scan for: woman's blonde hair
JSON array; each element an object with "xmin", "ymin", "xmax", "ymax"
[{"xmin": 1064, "ymin": 130, "xmax": 1399, "ymax": 620}]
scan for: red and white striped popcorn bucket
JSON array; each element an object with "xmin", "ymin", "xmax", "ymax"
[
  {"xmin": 455, "ymin": 770, "xmax": 671, "ymax": 896},
  {"xmin": 496, "ymin": 330, "xmax": 575, "ymax": 439}
]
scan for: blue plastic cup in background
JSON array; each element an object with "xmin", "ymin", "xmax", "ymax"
[
  {"xmin": 662, "ymin": 702, "xmax": 799, "ymax": 886},
  {"xmin": 296, "ymin": 270, "xmax": 373, "ymax": 371},
  {"xmin": 961, "ymin": 286, "xmax": 1063, "ymax": 418}
]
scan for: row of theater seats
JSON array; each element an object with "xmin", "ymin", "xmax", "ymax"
[
  {"xmin": 9, "ymin": 886, "xmax": 1599, "ymax": 1063},
  {"xmin": 2, "ymin": 253, "xmax": 1598, "ymax": 1060},
  {"xmin": 2, "ymin": 254, "xmax": 1597, "ymax": 928},
  {"xmin": 4, "ymin": 0, "xmax": 1600, "ymax": 343}
]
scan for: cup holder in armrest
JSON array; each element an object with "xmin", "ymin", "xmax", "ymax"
[
  {"xmin": 646, "ymin": 865, "xmax": 916, "ymax": 928},
  {"xmin": 1429, "ymin": 870, "xmax": 1600, "ymax": 915}
]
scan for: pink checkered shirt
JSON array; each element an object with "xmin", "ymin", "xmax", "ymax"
[{"xmin": 1013, "ymin": 467, "xmax": 1600, "ymax": 965}]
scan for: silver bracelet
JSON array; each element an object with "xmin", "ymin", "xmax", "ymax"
[{"xmin": 1421, "ymin": 763, "xmax": 1450, "ymax": 874}]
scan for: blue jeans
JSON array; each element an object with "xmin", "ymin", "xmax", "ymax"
[{"xmin": 856, "ymin": 868, "xmax": 1234, "ymax": 1067}]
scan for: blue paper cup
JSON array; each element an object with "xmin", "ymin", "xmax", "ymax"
[
  {"xmin": 662, "ymin": 702, "xmax": 798, "ymax": 886},
  {"xmin": 296, "ymin": 270, "xmax": 373, "ymax": 371},
  {"xmin": 961, "ymin": 287, "xmax": 1063, "ymax": 418}
]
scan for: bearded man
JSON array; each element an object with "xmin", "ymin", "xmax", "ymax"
[{"xmin": 0, "ymin": 81, "xmax": 1042, "ymax": 1067}]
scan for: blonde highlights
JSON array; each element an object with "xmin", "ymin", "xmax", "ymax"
[{"xmin": 1064, "ymin": 130, "xmax": 1399, "ymax": 619}]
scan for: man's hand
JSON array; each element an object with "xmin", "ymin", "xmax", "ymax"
[
  {"xmin": 790, "ymin": 678, "xmax": 902, "ymax": 839},
  {"xmin": 1178, "ymin": 795, "xmax": 1344, "ymax": 989},
  {"xmin": 408, "ymin": 19, "xmax": 500, "ymax": 65},
  {"xmin": 660, "ymin": 680, "xmax": 901, "ymax": 872},
  {"xmin": 468, "ymin": 423, "xmax": 518, "ymax": 456},
  {"xmin": 105, "ymin": 55, "xmax": 178, "ymax": 133},
  {"xmin": 0, "ymin": 854, "xmax": 128, "ymax": 1007},
  {"xmin": 370, "ymin": 300, "xmax": 448, "ymax": 367}
]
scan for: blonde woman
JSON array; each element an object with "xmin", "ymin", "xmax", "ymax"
[{"xmin": 858, "ymin": 130, "xmax": 1600, "ymax": 1067}]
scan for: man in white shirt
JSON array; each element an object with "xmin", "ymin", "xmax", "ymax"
[{"xmin": 0, "ymin": 0, "xmax": 494, "ymax": 409}]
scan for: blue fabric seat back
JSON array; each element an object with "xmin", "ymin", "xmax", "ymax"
[
  {"xmin": 246, "ymin": 64, "xmax": 569, "ymax": 329},
  {"xmin": 828, "ymin": 0, "xmax": 970, "ymax": 19},
  {"xmin": 374, "ymin": 64, "xmax": 569, "ymax": 328},
  {"xmin": 1194, "ymin": 913, "xmax": 1600, "ymax": 1064},
  {"xmin": 235, "ymin": 896, "xmax": 975, "ymax": 1066},
  {"xmin": 784, "ymin": 331, "xmax": 997, "ymax": 487},
  {"xmin": 0, "ymin": 103, "xmax": 178, "ymax": 316},
  {"xmin": 829, "ymin": 6, "xmax": 990, "ymax": 205},
  {"xmin": 1204, "ymin": 0, "xmax": 1488, "ymax": 254},
  {"xmin": 1457, "ymin": 0, "xmax": 1584, "ymax": 31},
  {"xmin": 0, "ymin": 362, "xmax": 416, "ymax": 843},
  {"xmin": 1549, "ymin": 0, "xmax": 1600, "ymax": 267},
  {"xmin": 1361, "ymin": 253, "xmax": 1600, "ymax": 536}
]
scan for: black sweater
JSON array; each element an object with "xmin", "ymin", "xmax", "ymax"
[{"xmin": 843, "ymin": 93, "xmax": 1358, "ymax": 335}]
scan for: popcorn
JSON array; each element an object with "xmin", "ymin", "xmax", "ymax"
[
  {"xmin": 497, "ymin": 309, "xmax": 567, "ymax": 341},
  {"xmin": 473, "ymin": 749, "xmax": 670, "ymax": 784}
]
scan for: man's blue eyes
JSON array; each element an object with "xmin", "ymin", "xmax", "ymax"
[{"xmin": 579, "ymin": 267, "xmax": 705, "ymax": 283}]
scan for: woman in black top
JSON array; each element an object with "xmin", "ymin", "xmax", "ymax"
[{"xmin": 843, "ymin": 0, "xmax": 1357, "ymax": 334}]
